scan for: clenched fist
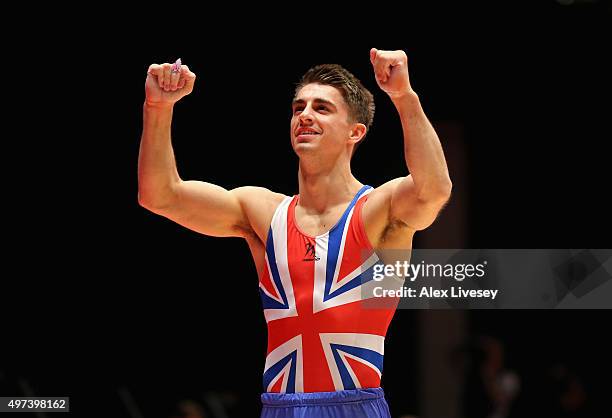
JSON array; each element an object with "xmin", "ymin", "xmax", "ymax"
[
  {"xmin": 369, "ymin": 48, "xmax": 413, "ymax": 99},
  {"xmin": 145, "ymin": 60, "xmax": 196, "ymax": 107}
]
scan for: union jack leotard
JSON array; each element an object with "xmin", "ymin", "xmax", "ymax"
[{"xmin": 259, "ymin": 185, "xmax": 401, "ymax": 393}]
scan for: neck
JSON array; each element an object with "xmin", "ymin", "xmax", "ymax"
[{"xmin": 297, "ymin": 154, "xmax": 362, "ymax": 213}]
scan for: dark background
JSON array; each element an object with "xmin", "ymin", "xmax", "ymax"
[{"xmin": 4, "ymin": 1, "xmax": 611, "ymax": 417}]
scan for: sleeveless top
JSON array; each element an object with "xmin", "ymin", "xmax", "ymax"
[{"xmin": 259, "ymin": 185, "xmax": 401, "ymax": 393}]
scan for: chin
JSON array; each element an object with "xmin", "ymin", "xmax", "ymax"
[
  {"xmin": 293, "ymin": 138, "xmax": 311, "ymax": 149},
  {"xmin": 293, "ymin": 142, "xmax": 318, "ymax": 155}
]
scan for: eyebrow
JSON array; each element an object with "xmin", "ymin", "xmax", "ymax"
[{"xmin": 291, "ymin": 98, "xmax": 337, "ymax": 110}]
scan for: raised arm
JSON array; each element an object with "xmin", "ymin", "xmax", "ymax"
[
  {"xmin": 138, "ymin": 61, "xmax": 273, "ymax": 239},
  {"xmin": 366, "ymin": 49, "xmax": 452, "ymax": 233}
]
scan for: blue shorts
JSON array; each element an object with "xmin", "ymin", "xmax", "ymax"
[{"xmin": 260, "ymin": 387, "xmax": 391, "ymax": 418}]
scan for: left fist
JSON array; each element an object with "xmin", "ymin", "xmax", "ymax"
[{"xmin": 370, "ymin": 48, "xmax": 412, "ymax": 98}]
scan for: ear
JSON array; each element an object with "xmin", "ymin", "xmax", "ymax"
[{"xmin": 348, "ymin": 123, "xmax": 367, "ymax": 145}]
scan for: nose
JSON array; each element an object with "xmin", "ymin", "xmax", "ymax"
[{"xmin": 298, "ymin": 105, "xmax": 314, "ymax": 125}]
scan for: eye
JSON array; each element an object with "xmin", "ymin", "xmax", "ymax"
[
  {"xmin": 293, "ymin": 107, "xmax": 304, "ymax": 114},
  {"xmin": 317, "ymin": 106, "xmax": 329, "ymax": 112}
]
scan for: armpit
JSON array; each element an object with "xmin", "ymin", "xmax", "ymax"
[{"xmin": 379, "ymin": 218, "xmax": 412, "ymax": 244}]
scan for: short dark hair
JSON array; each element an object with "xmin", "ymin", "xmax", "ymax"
[{"xmin": 295, "ymin": 64, "xmax": 375, "ymax": 155}]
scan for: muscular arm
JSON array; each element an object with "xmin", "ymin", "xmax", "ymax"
[
  {"xmin": 390, "ymin": 89, "xmax": 452, "ymax": 229},
  {"xmin": 367, "ymin": 49, "xmax": 452, "ymax": 234},
  {"xmin": 138, "ymin": 62, "xmax": 277, "ymax": 240}
]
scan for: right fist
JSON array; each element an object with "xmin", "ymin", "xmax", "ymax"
[{"xmin": 145, "ymin": 60, "xmax": 196, "ymax": 106}]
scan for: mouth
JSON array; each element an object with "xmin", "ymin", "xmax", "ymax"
[{"xmin": 295, "ymin": 129, "xmax": 321, "ymax": 143}]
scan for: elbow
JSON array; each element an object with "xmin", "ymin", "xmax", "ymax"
[
  {"xmin": 137, "ymin": 177, "xmax": 181, "ymax": 212},
  {"xmin": 439, "ymin": 179, "xmax": 453, "ymax": 200},
  {"xmin": 137, "ymin": 189, "xmax": 175, "ymax": 213},
  {"xmin": 424, "ymin": 179, "xmax": 452, "ymax": 205},
  {"xmin": 138, "ymin": 191, "xmax": 153, "ymax": 210},
  {"xmin": 138, "ymin": 191, "xmax": 158, "ymax": 212}
]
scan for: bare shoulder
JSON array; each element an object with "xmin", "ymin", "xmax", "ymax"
[
  {"xmin": 231, "ymin": 186, "xmax": 288, "ymax": 243},
  {"xmin": 363, "ymin": 177, "xmax": 403, "ymax": 221},
  {"xmin": 232, "ymin": 186, "xmax": 287, "ymax": 211},
  {"xmin": 363, "ymin": 178, "xmax": 415, "ymax": 248}
]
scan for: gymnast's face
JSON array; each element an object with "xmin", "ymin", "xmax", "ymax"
[{"xmin": 291, "ymin": 83, "xmax": 357, "ymax": 158}]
